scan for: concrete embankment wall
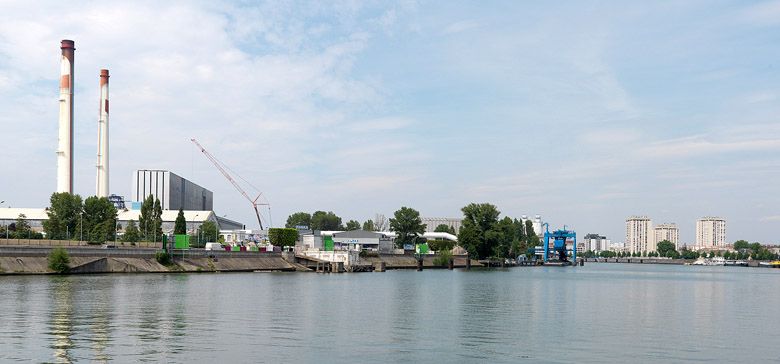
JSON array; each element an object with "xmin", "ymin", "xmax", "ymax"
[
  {"xmin": 0, "ymin": 238, "xmax": 161, "ymax": 248},
  {"xmin": 360, "ymin": 254, "xmax": 478, "ymax": 269},
  {"xmin": 586, "ymin": 258, "xmax": 687, "ymax": 265},
  {"xmin": 0, "ymin": 247, "xmax": 294, "ymax": 274}
]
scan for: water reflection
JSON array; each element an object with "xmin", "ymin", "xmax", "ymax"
[{"xmin": 48, "ymin": 276, "xmax": 74, "ymax": 363}]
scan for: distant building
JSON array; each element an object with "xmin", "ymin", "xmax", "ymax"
[
  {"xmin": 581, "ymin": 233, "xmax": 611, "ymax": 252},
  {"xmin": 422, "ymin": 217, "xmax": 462, "ymax": 233},
  {"xmin": 132, "ymin": 169, "xmax": 213, "ymax": 211},
  {"xmin": 654, "ymin": 223, "xmax": 680, "ymax": 249},
  {"xmin": 696, "ymin": 217, "xmax": 726, "ymax": 249},
  {"xmin": 331, "ymin": 230, "xmax": 394, "ymax": 252},
  {"xmin": 626, "ymin": 216, "xmax": 653, "ymax": 253},
  {"xmin": 520, "ymin": 215, "xmax": 544, "ymax": 237}
]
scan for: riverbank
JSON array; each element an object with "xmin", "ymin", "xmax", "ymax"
[{"xmin": 0, "ymin": 246, "xmax": 483, "ymax": 274}]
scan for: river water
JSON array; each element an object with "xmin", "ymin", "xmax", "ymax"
[{"xmin": 1, "ymin": 264, "xmax": 779, "ymax": 363}]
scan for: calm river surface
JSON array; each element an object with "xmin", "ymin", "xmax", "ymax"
[{"xmin": 1, "ymin": 264, "xmax": 779, "ymax": 363}]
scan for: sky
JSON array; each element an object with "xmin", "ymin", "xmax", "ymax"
[{"xmin": 0, "ymin": 0, "xmax": 779, "ymax": 244}]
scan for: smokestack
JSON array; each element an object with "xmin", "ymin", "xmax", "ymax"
[
  {"xmin": 96, "ymin": 69, "xmax": 109, "ymax": 197},
  {"xmin": 56, "ymin": 39, "xmax": 75, "ymax": 193}
]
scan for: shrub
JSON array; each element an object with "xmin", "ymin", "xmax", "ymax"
[
  {"xmin": 48, "ymin": 248, "xmax": 70, "ymax": 273},
  {"xmin": 433, "ymin": 250, "xmax": 453, "ymax": 267},
  {"xmin": 155, "ymin": 251, "xmax": 171, "ymax": 265},
  {"xmin": 268, "ymin": 228, "xmax": 298, "ymax": 247}
]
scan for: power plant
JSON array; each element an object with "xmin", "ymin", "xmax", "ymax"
[{"xmin": 56, "ymin": 40, "xmax": 75, "ymax": 193}]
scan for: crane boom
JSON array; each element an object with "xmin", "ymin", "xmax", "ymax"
[{"xmin": 190, "ymin": 138, "xmax": 266, "ymax": 230}]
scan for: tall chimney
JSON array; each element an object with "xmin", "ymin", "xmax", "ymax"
[
  {"xmin": 96, "ymin": 69, "xmax": 109, "ymax": 197},
  {"xmin": 56, "ymin": 40, "xmax": 75, "ymax": 193}
]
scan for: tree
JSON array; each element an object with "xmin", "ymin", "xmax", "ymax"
[
  {"xmin": 434, "ymin": 224, "xmax": 456, "ymax": 234},
  {"xmin": 362, "ymin": 219, "xmax": 375, "ymax": 231},
  {"xmin": 458, "ymin": 203, "xmax": 501, "ymax": 259},
  {"xmin": 525, "ymin": 220, "xmax": 540, "ymax": 249},
  {"xmin": 285, "ymin": 212, "xmax": 312, "ymax": 229},
  {"xmin": 43, "ymin": 192, "xmax": 84, "ymax": 240},
  {"xmin": 138, "ymin": 195, "xmax": 154, "ymax": 241},
  {"xmin": 310, "ymin": 211, "xmax": 343, "ymax": 231},
  {"xmin": 492, "ymin": 216, "xmax": 515, "ymax": 259},
  {"xmin": 14, "ymin": 214, "xmax": 31, "ymax": 239},
  {"xmin": 389, "ymin": 207, "xmax": 426, "ymax": 248},
  {"xmin": 123, "ymin": 219, "xmax": 140, "ymax": 243},
  {"xmin": 373, "ymin": 213, "xmax": 388, "ymax": 232},
  {"xmin": 174, "ymin": 208, "xmax": 187, "ymax": 235},
  {"xmin": 197, "ymin": 221, "xmax": 219, "ymax": 243},
  {"xmin": 345, "ymin": 220, "xmax": 361, "ymax": 231},
  {"xmin": 48, "ymin": 247, "xmax": 70, "ymax": 273},
  {"xmin": 268, "ymin": 228, "xmax": 298, "ymax": 247},
  {"xmin": 733, "ymin": 240, "xmax": 750, "ymax": 251},
  {"xmin": 152, "ymin": 198, "xmax": 163, "ymax": 241},
  {"xmin": 656, "ymin": 240, "xmax": 676, "ymax": 257},
  {"xmin": 82, "ymin": 196, "xmax": 118, "ymax": 243}
]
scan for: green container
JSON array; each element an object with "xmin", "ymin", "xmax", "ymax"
[
  {"xmin": 324, "ymin": 236, "xmax": 334, "ymax": 251},
  {"xmin": 250, "ymin": 246, "xmax": 259, "ymax": 252},
  {"xmin": 232, "ymin": 245, "xmax": 240, "ymax": 252},
  {"xmin": 174, "ymin": 234, "xmax": 190, "ymax": 249}
]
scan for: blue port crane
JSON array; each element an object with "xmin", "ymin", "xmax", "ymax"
[{"xmin": 542, "ymin": 223, "xmax": 577, "ymax": 264}]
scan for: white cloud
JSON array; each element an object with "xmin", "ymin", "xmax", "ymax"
[{"xmin": 742, "ymin": 0, "xmax": 780, "ymax": 26}]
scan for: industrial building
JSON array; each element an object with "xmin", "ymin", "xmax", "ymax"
[{"xmin": 132, "ymin": 170, "xmax": 213, "ymax": 211}]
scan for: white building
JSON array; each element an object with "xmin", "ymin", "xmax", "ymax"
[
  {"xmin": 626, "ymin": 216, "xmax": 653, "ymax": 254},
  {"xmin": 696, "ymin": 217, "xmax": 726, "ymax": 249},
  {"xmin": 654, "ymin": 223, "xmax": 680, "ymax": 249},
  {"xmin": 581, "ymin": 233, "xmax": 611, "ymax": 252},
  {"xmin": 520, "ymin": 215, "xmax": 544, "ymax": 237}
]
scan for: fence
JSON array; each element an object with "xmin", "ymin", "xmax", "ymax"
[{"xmin": 0, "ymin": 239, "xmax": 161, "ymax": 249}]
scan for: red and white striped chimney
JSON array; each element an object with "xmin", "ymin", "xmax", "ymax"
[{"xmin": 57, "ymin": 39, "xmax": 75, "ymax": 193}]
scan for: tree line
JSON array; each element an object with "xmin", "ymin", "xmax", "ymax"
[{"xmin": 282, "ymin": 203, "xmax": 541, "ymax": 258}]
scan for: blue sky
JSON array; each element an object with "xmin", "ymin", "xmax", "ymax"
[{"xmin": 0, "ymin": 1, "xmax": 779, "ymax": 244}]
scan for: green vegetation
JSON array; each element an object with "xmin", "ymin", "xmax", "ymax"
[
  {"xmin": 732, "ymin": 240, "xmax": 778, "ymax": 260},
  {"xmin": 174, "ymin": 208, "xmax": 187, "ymax": 235},
  {"xmin": 433, "ymin": 250, "xmax": 453, "ymax": 267},
  {"xmin": 268, "ymin": 228, "xmax": 298, "ymax": 247},
  {"xmin": 359, "ymin": 250, "xmax": 379, "ymax": 258},
  {"xmin": 434, "ymin": 224, "xmax": 456, "ymax": 234},
  {"xmin": 82, "ymin": 196, "xmax": 118, "ymax": 243},
  {"xmin": 428, "ymin": 239, "xmax": 455, "ymax": 252},
  {"xmin": 123, "ymin": 219, "xmax": 140, "ymax": 243},
  {"xmin": 47, "ymin": 247, "xmax": 70, "ymax": 273},
  {"xmin": 155, "ymin": 251, "xmax": 172, "ymax": 266},
  {"xmin": 285, "ymin": 212, "xmax": 312, "ymax": 229},
  {"xmin": 345, "ymin": 219, "xmax": 361, "ymax": 231},
  {"xmin": 138, "ymin": 194, "xmax": 163, "ymax": 242},
  {"xmin": 389, "ymin": 207, "xmax": 426, "ymax": 248},
  {"xmin": 310, "ymin": 211, "xmax": 344, "ymax": 230},
  {"xmin": 362, "ymin": 219, "xmax": 375, "ymax": 231},
  {"xmin": 656, "ymin": 240, "xmax": 676, "ymax": 257},
  {"xmin": 43, "ymin": 192, "xmax": 83, "ymax": 240},
  {"xmin": 197, "ymin": 221, "xmax": 219, "ymax": 243},
  {"xmin": 456, "ymin": 203, "xmax": 537, "ymax": 260}
]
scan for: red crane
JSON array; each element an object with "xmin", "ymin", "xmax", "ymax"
[{"xmin": 190, "ymin": 138, "xmax": 268, "ymax": 230}]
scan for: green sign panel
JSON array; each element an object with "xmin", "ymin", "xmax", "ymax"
[
  {"xmin": 174, "ymin": 234, "xmax": 190, "ymax": 249},
  {"xmin": 324, "ymin": 236, "xmax": 334, "ymax": 251},
  {"xmin": 416, "ymin": 243, "xmax": 429, "ymax": 254}
]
